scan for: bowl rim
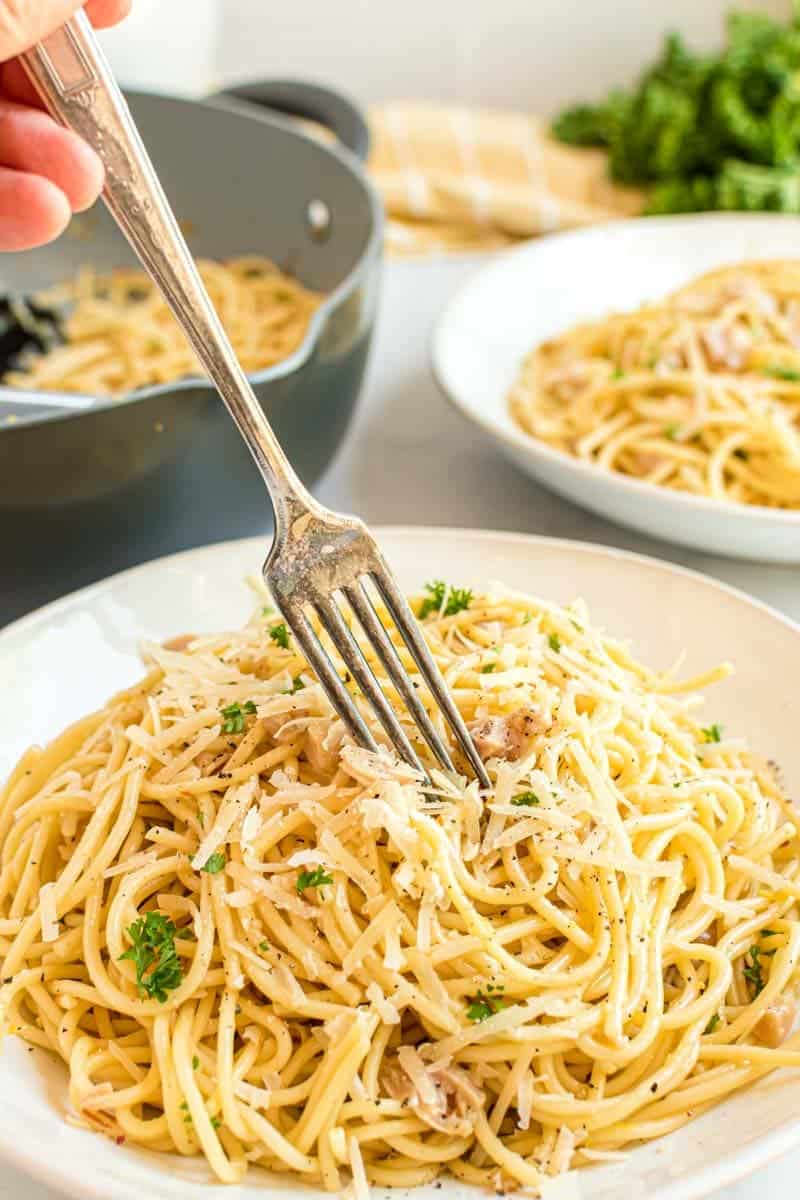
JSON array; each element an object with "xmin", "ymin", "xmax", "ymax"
[
  {"xmin": 431, "ymin": 211, "xmax": 800, "ymax": 530},
  {"xmin": 0, "ymin": 89, "xmax": 384, "ymax": 433}
]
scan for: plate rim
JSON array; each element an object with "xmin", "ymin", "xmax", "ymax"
[
  {"xmin": 2, "ymin": 524, "xmax": 799, "ymax": 1200},
  {"xmin": 430, "ymin": 211, "xmax": 800, "ymax": 530}
]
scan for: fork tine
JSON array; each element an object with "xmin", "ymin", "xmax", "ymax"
[
  {"xmin": 370, "ymin": 568, "xmax": 492, "ymax": 789},
  {"xmin": 343, "ymin": 581, "xmax": 457, "ymax": 774},
  {"xmin": 313, "ymin": 596, "xmax": 426, "ymax": 774},
  {"xmin": 282, "ymin": 606, "xmax": 379, "ymax": 753}
]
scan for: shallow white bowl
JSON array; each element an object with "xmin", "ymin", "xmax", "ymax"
[
  {"xmin": 1, "ymin": 527, "xmax": 799, "ymax": 1200},
  {"xmin": 431, "ymin": 213, "xmax": 800, "ymax": 563}
]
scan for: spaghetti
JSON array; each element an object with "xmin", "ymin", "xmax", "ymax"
[
  {"xmin": 509, "ymin": 261, "xmax": 800, "ymax": 508},
  {"xmin": 2, "ymin": 582, "xmax": 800, "ymax": 1195},
  {"xmin": 4, "ymin": 257, "xmax": 321, "ymax": 397}
]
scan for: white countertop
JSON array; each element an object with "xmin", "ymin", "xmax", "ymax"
[{"xmin": 2, "ymin": 253, "xmax": 797, "ymax": 1200}]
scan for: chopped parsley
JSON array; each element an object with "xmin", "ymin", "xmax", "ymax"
[
  {"xmin": 211, "ymin": 1117, "xmax": 222, "ymax": 1130},
  {"xmin": 763, "ymin": 363, "xmax": 800, "ymax": 382},
  {"xmin": 201, "ymin": 852, "xmax": 226, "ymax": 875},
  {"xmin": 269, "ymin": 622, "xmax": 290, "ymax": 649},
  {"xmin": 119, "ymin": 911, "xmax": 184, "ymax": 1002},
  {"xmin": 466, "ymin": 988, "xmax": 507, "ymax": 1022},
  {"xmin": 704, "ymin": 1013, "xmax": 721, "ymax": 1034},
  {"xmin": 611, "ymin": 366, "xmax": 625, "ymax": 380},
  {"xmin": 701, "ymin": 723, "xmax": 722, "ymax": 743},
  {"xmin": 284, "ymin": 675, "xmax": 305, "ymax": 695},
  {"xmin": 663, "ymin": 423, "xmax": 680, "ymax": 440},
  {"xmin": 480, "ymin": 662, "xmax": 497, "ymax": 674},
  {"xmin": 259, "ymin": 940, "xmax": 269, "ymax": 951},
  {"xmin": 569, "ymin": 618, "xmax": 583, "ymax": 632},
  {"xmin": 418, "ymin": 580, "xmax": 473, "ymax": 620},
  {"xmin": 511, "ymin": 791, "xmax": 541, "ymax": 807},
  {"xmin": 296, "ymin": 866, "xmax": 333, "ymax": 895},
  {"xmin": 547, "ymin": 633, "xmax": 561, "ymax": 653},
  {"xmin": 192, "ymin": 1055, "xmax": 200, "ymax": 1070},
  {"xmin": 220, "ymin": 699, "xmax": 256, "ymax": 734},
  {"xmin": 743, "ymin": 945, "xmax": 766, "ymax": 995}
]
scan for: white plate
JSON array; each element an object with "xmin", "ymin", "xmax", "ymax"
[
  {"xmin": 1, "ymin": 527, "xmax": 799, "ymax": 1200},
  {"xmin": 431, "ymin": 213, "xmax": 800, "ymax": 563}
]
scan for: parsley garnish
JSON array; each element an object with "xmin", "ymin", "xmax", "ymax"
[
  {"xmin": 663, "ymin": 423, "xmax": 680, "ymax": 440},
  {"xmin": 211, "ymin": 1117, "xmax": 222, "ymax": 1130},
  {"xmin": 285, "ymin": 675, "xmax": 305, "ymax": 695},
  {"xmin": 704, "ymin": 1013, "xmax": 721, "ymax": 1034},
  {"xmin": 763, "ymin": 364, "xmax": 800, "ymax": 382},
  {"xmin": 201, "ymin": 852, "xmax": 226, "ymax": 875},
  {"xmin": 192, "ymin": 1055, "xmax": 199, "ymax": 1070},
  {"xmin": 466, "ymin": 989, "xmax": 506, "ymax": 1022},
  {"xmin": 269, "ymin": 623, "xmax": 290, "ymax": 649},
  {"xmin": 259, "ymin": 940, "xmax": 269, "ymax": 951},
  {"xmin": 702, "ymin": 723, "xmax": 722, "ymax": 743},
  {"xmin": 611, "ymin": 367, "xmax": 625, "ymax": 380},
  {"xmin": 418, "ymin": 580, "xmax": 473, "ymax": 620},
  {"xmin": 220, "ymin": 700, "xmax": 256, "ymax": 734},
  {"xmin": 742, "ymin": 932, "xmax": 777, "ymax": 997},
  {"xmin": 547, "ymin": 633, "xmax": 561, "ymax": 653},
  {"xmin": 119, "ymin": 911, "xmax": 184, "ymax": 1002},
  {"xmin": 296, "ymin": 866, "xmax": 333, "ymax": 895},
  {"xmin": 511, "ymin": 791, "xmax": 541, "ymax": 807},
  {"xmin": 481, "ymin": 662, "xmax": 496, "ymax": 674}
]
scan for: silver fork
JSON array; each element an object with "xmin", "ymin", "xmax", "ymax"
[{"xmin": 22, "ymin": 14, "xmax": 490, "ymax": 789}]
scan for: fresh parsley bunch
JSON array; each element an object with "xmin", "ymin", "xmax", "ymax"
[{"xmin": 552, "ymin": 5, "xmax": 800, "ymax": 214}]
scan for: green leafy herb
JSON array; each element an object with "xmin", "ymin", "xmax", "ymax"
[
  {"xmin": 466, "ymin": 989, "xmax": 507, "ymax": 1022},
  {"xmin": 296, "ymin": 866, "xmax": 333, "ymax": 895},
  {"xmin": 261, "ymin": 605, "xmax": 274, "ymax": 616},
  {"xmin": 743, "ymin": 943, "xmax": 767, "ymax": 995},
  {"xmin": 704, "ymin": 1013, "xmax": 721, "ymax": 1034},
  {"xmin": 481, "ymin": 662, "xmax": 497, "ymax": 674},
  {"xmin": 611, "ymin": 366, "xmax": 626, "ymax": 380},
  {"xmin": 284, "ymin": 675, "xmax": 305, "ymax": 695},
  {"xmin": 511, "ymin": 791, "xmax": 541, "ymax": 807},
  {"xmin": 259, "ymin": 940, "xmax": 269, "ymax": 951},
  {"xmin": 418, "ymin": 580, "xmax": 473, "ymax": 619},
  {"xmin": 569, "ymin": 618, "xmax": 584, "ymax": 632},
  {"xmin": 211, "ymin": 1117, "xmax": 222, "ymax": 1130},
  {"xmin": 269, "ymin": 622, "xmax": 290, "ymax": 649},
  {"xmin": 663, "ymin": 423, "xmax": 681, "ymax": 440},
  {"xmin": 548, "ymin": 633, "xmax": 562, "ymax": 653},
  {"xmin": 522, "ymin": 613, "xmax": 533, "ymax": 624},
  {"xmin": 192, "ymin": 1055, "xmax": 200, "ymax": 1070},
  {"xmin": 119, "ymin": 911, "xmax": 184, "ymax": 1003},
  {"xmin": 552, "ymin": 9, "xmax": 800, "ymax": 216},
  {"xmin": 763, "ymin": 363, "xmax": 800, "ymax": 381},
  {"xmin": 220, "ymin": 699, "xmax": 256, "ymax": 734},
  {"xmin": 702, "ymin": 723, "xmax": 723, "ymax": 743},
  {"xmin": 201, "ymin": 851, "xmax": 226, "ymax": 875}
]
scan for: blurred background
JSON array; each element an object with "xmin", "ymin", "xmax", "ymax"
[{"xmin": 100, "ymin": 0, "xmax": 790, "ymax": 104}]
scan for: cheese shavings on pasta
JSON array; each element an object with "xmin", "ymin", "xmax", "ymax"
[{"xmin": 2, "ymin": 583, "xmax": 800, "ymax": 1197}]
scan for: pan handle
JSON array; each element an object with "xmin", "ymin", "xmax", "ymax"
[{"xmin": 207, "ymin": 79, "xmax": 370, "ymax": 162}]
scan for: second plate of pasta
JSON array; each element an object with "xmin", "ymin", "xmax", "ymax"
[{"xmin": 431, "ymin": 213, "xmax": 800, "ymax": 562}]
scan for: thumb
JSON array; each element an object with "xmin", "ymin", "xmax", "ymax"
[{"xmin": 0, "ymin": 0, "xmax": 86, "ymax": 62}]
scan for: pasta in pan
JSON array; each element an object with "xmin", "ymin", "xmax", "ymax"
[
  {"xmin": 509, "ymin": 261, "xmax": 800, "ymax": 509},
  {"xmin": 2, "ymin": 582, "xmax": 800, "ymax": 1195},
  {"xmin": 4, "ymin": 257, "xmax": 321, "ymax": 398}
]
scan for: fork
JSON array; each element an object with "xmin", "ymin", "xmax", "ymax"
[{"xmin": 22, "ymin": 14, "xmax": 490, "ymax": 789}]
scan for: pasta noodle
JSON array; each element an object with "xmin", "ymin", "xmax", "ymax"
[
  {"xmin": 2, "ymin": 582, "xmax": 800, "ymax": 1195},
  {"xmin": 509, "ymin": 261, "xmax": 800, "ymax": 508},
  {"xmin": 4, "ymin": 257, "xmax": 321, "ymax": 397}
]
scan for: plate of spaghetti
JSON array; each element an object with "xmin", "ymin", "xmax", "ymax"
[
  {"xmin": 431, "ymin": 214, "xmax": 800, "ymax": 562},
  {"xmin": 1, "ymin": 527, "xmax": 800, "ymax": 1200}
]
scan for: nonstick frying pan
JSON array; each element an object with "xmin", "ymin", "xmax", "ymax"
[{"xmin": 0, "ymin": 81, "xmax": 382, "ymax": 511}]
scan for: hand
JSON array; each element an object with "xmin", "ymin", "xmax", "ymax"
[{"xmin": 0, "ymin": 0, "xmax": 130, "ymax": 251}]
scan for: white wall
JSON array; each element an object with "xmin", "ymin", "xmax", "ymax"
[{"xmin": 215, "ymin": 0, "xmax": 791, "ymax": 112}]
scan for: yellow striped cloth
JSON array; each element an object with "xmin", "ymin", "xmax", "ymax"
[{"xmin": 367, "ymin": 101, "xmax": 644, "ymax": 256}]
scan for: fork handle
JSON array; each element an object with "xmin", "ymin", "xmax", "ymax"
[{"xmin": 20, "ymin": 12, "xmax": 314, "ymax": 531}]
